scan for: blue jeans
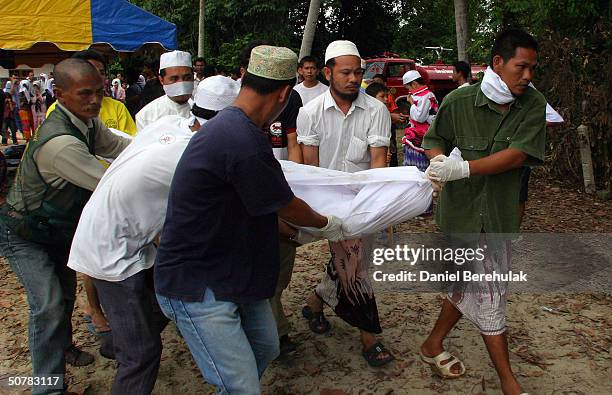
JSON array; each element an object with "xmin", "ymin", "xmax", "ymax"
[
  {"xmin": 156, "ymin": 288, "xmax": 279, "ymax": 394},
  {"xmin": 0, "ymin": 222, "xmax": 74, "ymax": 395}
]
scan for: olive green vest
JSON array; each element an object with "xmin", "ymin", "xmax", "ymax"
[{"xmin": 5, "ymin": 105, "xmax": 94, "ymax": 246}]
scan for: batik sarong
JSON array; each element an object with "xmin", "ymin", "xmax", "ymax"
[{"xmin": 315, "ymin": 236, "xmax": 382, "ymax": 334}]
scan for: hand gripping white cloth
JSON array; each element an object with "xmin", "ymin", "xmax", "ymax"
[{"xmin": 280, "ymin": 161, "xmax": 432, "ymax": 238}]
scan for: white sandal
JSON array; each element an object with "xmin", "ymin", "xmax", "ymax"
[{"xmin": 420, "ymin": 350, "xmax": 466, "ymax": 379}]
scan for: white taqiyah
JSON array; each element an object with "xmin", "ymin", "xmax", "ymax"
[
  {"xmin": 194, "ymin": 75, "xmax": 239, "ymax": 111},
  {"xmin": 159, "ymin": 50, "xmax": 192, "ymax": 72},
  {"xmin": 324, "ymin": 40, "xmax": 361, "ymax": 64},
  {"xmin": 402, "ymin": 70, "xmax": 422, "ymax": 85}
]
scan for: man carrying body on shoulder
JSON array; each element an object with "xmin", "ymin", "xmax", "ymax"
[
  {"xmin": 154, "ymin": 45, "xmax": 345, "ymax": 394},
  {"xmin": 293, "ymin": 56, "xmax": 328, "ymax": 106},
  {"xmin": 68, "ymin": 76, "xmax": 239, "ymax": 394},
  {"xmin": 297, "ymin": 40, "xmax": 394, "ymax": 367},
  {"xmin": 420, "ymin": 29, "xmax": 546, "ymax": 395},
  {"xmin": 0, "ymin": 59, "xmax": 131, "ymax": 395},
  {"xmin": 136, "ymin": 51, "xmax": 194, "ymax": 131}
]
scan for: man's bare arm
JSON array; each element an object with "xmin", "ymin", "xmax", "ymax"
[
  {"xmin": 370, "ymin": 146, "xmax": 388, "ymax": 169},
  {"xmin": 301, "ymin": 145, "xmax": 319, "ymax": 167},
  {"xmin": 468, "ymin": 148, "xmax": 527, "ymax": 176},
  {"xmin": 278, "ymin": 196, "xmax": 327, "ymax": 228},
  {"xmin": 287, "ymin": 133, "xmax": 303, "ymax": 164}
]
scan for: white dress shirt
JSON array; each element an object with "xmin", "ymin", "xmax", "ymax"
[{"xmin": 297, "ymin": 90, "xmax": 391, "ymax": 173}]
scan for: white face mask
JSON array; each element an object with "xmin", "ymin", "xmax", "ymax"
[
  {"xmin": 480, "ymin": 67, "xmax": 514, "ymax": 104},
  {"xmin": 163, "ymin": 81, "xmax": 194, "ymax": 97}
]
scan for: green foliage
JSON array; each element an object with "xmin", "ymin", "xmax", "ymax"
[
  {"xmin": 107, "ymin": 59, "xmax": 123, "ymax": 76},
  {"xmin": 203, "ymin": 0, "xmax": 297, "ymax": 67},
  {"xmin": 208, "ymin": 34, "xmax": 254, "ymax": 71},
  {"xmin": 324, "ymin": 0, "xmax": 400, "ymax": 57},
  {"xmin": 130, "ymin": 0, "xmax": 199, "ymax": 53},
  {"xmin": 392, "ymin": 0, "xmax": 457, "ymax": 63}
]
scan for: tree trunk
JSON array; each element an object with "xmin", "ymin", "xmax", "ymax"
[
  {"xmin": 453, "ymin": 0, "xmax": 469, "ymax": 62},
  {"xmin": 198, "ymin": 0, "xmax": 205, "ymax": 57},
  {"xmin": 299, "ymin": 0, "xmax": 322, "ymax": 61}
]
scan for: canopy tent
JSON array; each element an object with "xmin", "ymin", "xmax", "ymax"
[{"xmin": 0, "ymin": 0, "xmax": 177, "ymax": 52}]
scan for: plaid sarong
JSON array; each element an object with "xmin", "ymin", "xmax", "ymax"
[{"xmin": 447, "ymin": 234, "xmax": 511, "ymax": 335}]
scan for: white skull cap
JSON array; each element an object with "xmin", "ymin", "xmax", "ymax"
[
  {"xmin": 402, "ymin": 70, "xmax": 422, "ymax": 85},
  {"xmin": 193, "ymin": 75, "xmax": 239, "ymax": 111},
  {"xmin": 324, "ymin": 40, "xmax": 361, "ymax": 64},
  {"xmin": 159, "ymin": 50, "xmax": 192, "ymax": 72}
]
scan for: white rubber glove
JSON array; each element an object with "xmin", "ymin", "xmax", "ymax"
[
  {"xmin": 427, "ymin": 158, "xmax": 470, "ymax": 182},
  {"xmin": 303, "ymin": 215, "xmax": 344, "ymax": 242},
  {"xmin": 424, "ymin": 155, "xmax": 447, "ymax": 196}
]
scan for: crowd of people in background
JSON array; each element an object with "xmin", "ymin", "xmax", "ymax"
[
  {"xmin": 1, "ymin": 71, "xmax": 54, "ymax": 145},
  {"xmin": 0, "ymin": 57, "xmax": 243, "ymax": 149}
]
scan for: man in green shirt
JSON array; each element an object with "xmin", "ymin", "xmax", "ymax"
[{"xmin": 419, "ymin": 29, "xmax": 546, "ymax": 395}]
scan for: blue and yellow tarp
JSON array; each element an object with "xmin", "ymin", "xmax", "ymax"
[{"xmin": 0, "ymin": 0, "xmax": 177, "ymax": 52}]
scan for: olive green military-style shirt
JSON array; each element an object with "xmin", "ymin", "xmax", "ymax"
[{"xmin": 422, "ymin": 82, "xmax": 546, "ymax": 234}]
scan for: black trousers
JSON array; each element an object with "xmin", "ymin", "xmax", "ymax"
[
  {"xmin": 2, "ymin": 117, "xmax": 18, "ymax": 144},
  {"xmin": 93, "ymin": 268, "xmax": 169, "ymax": 395}
]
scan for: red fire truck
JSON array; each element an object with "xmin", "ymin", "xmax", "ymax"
[{"xmin": 363, "ymin": 52, "xmax": 486, "ymax": 108}]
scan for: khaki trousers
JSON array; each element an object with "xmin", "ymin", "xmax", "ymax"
[{"xmin": 270, "ymin": 240, "xmax": 296, "ymax": 338}]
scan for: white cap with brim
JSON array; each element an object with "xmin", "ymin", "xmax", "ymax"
[
  {"xmin": 402, "ymin": 70, "xmax": 422, "ymax": 85},
  {"xmin": 159, "ymin": 50, "xmax": 192, "ymax": 72},
  {"xmin": 193, "ymin": 75, "xmax": 239, "ymax": 112},
  {"xmin": 324, "ymin": 40, "xmax": 361, "ymax": 64}
]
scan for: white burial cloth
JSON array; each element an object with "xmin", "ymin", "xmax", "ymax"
[{"xmin": 280, "ymin": 160, "xmax": 432, "ymax": 238}]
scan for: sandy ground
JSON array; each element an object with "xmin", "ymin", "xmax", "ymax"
[
  {"xmin": 1, "ymin": 241, "xmax": 610, "ymax": 394},
  {"xmin": 0, "ymin": 166, "xmax": 610, "ymax": 394}
]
